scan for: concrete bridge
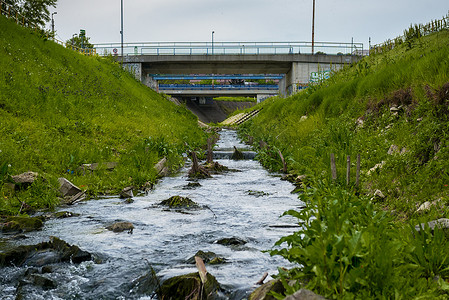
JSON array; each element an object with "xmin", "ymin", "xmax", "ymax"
[{"xmin": 95, "ymin": 41, "xmax": 363, "ymax": 97}]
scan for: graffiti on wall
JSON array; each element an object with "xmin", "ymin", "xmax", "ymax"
[{"xmin": 310, "ymin": 70, "xmax": 331, "ymax": 83}]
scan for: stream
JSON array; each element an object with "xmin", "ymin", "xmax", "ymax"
[{"xmin": 0, "ymin": 129, "xmax": 304, "ymax": 299}]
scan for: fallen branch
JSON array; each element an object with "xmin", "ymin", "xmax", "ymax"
[{"xmin": 256, "ymin": 272, "xmax": 268, "ymax": 285}]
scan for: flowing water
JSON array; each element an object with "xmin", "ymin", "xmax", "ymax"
[{"xmin": 0, "ymin": 129, "xmax": 303, "ymax": 299}]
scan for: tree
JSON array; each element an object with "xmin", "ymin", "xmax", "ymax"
[
  {"xmin": 66, "ymin": 34, "xmax": 94, "ymax": 49},
  {"xmin": 21, "ymin": 0, "xmax": 57, "ymax": 27},
  {"xmin": 4, "ymin": 0, "xmax": 57, "ymax": 28}
]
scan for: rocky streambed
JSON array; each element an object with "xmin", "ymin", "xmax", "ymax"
[{"xmin": 0, "ymin": 129, "xmax": 303, "ymax": 299}]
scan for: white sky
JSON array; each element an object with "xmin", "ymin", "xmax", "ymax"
[{"xmin": 49, "ymin": 0, "xmax": 448, "ymax": 49}]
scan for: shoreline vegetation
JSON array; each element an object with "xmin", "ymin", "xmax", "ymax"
[
  {"xmin": 0, "ymin": 15, "xmax": 208, "ymax": 215},
  {"xmin": 2, "ymin": 6, "xmax": 449, "ymax": 298},
  {"xmin": 240, "ymin": 14, "xmax": 449, "ymax": 299}
]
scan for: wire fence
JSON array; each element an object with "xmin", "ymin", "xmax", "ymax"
[
  {"xmin": 0, "ymin": 0, "xmax": 96, "ymax": 56},
  {"xmin": 371, "ymin": 12, "xmax": 449, "ymax": 55}
]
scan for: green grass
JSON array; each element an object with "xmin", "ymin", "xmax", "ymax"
[
  {"xmin": 241, "ymin": 29, "xmax": 449, "ymax": 217},
  {"xmin": 0, "ymin": 16, "xmax": 207, "ymax": 214},
  {"xmin": 240, "ymin": 25, "xmax": 449, "ymax": 298}
]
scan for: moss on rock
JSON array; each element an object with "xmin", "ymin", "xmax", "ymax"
[
  {"xmin": 160, "ymin": 272, "xmax": 221, "ymax": 300},
  {"xmin": 160, "ymin": 196, "xmax": 199, "ymax": 209},
  {"xmin": 0, "ymin": 216, "xmax": 43, "ymax": 233}
]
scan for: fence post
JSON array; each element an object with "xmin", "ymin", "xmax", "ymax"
[
  {"xmin": 346, "ymin": 155, "xmax": 351, "ymax": 185},
  {"xmin": 356, "ymin": 154, "xmax": 361, "ymax": 187},
  {"xmin": 330, "ymin": 153, "xmax": 337, "ymax": 181}
]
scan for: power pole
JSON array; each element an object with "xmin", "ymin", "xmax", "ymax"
[
  {"xmin": 121, "ymin": 0, "xmax": 124, "ymax": 64},
  {"xmin": 312, "ymin": 0, "xmax": 315, "ymax": 54}
]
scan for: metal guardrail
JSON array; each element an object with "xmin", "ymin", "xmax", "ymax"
[
  {"xmin": 159, "ymin": 84, "xmax": 279, "ymax": 91},
  {"xmin": 94, "ymin": 41, "xmax": 364, "ymax": 57},
  {"xmin": 153, "ymin": 74, "xmax": 284, "ymax": 80}
]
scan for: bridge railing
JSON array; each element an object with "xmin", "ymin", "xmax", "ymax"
[
  {"xmin": 94, "ymin": 41, "xmax": 363, "ymax": 56},
  {"xmin": 159, "ymin": 84, "xmax": 279, "ymax": 91}
]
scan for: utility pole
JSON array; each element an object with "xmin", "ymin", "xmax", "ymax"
[
  {"xmin": 212, "ymin": 31, "xmax": 215, "ymax": 55},
  {"xmin": 120, "ymin": 0, "xmax": 124, "ymax": 64},
  {"xmin": 51, "ymin": 12, "xmax": 57, "ymax": 37},
  {"xmin": 312, "ymin": 0, "xmax": 315, "ymax": 54}
]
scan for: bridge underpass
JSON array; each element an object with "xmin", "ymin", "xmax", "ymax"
[{"xmin": 95, "ymin": 41, "xmax": 363, "ymax": 122}]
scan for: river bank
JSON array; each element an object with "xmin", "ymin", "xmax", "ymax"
[{"xmin": 1, "ymin": 129, "xmax": 303, "ymax": 299}]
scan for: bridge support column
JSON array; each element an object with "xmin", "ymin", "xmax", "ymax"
[
  {"xmin": 282, "ymin": 61, "xmax": 342, "ymax": 97},
  {"xmin": 122, "ymin": 62, "xmax": 144, "ymax": 82}
]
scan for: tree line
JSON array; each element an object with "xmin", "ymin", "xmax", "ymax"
[{"xmin": 3, "ymin": 0, "xmax": 57, "ymax": 28}]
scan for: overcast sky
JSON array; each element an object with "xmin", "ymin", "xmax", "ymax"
[{"xmin": 49, "ymin": 0, "xmax": 448, "ymax": 48}]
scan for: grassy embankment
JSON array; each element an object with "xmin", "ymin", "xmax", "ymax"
[
  {"xmin": 241, "ymin": 20, "xmax": 449, "ymax": 298},
  {"xmin": 0, "ymin": 16, "xmax": 207, "ymax": 215}
]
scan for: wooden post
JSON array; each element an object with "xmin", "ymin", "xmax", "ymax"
[
  {"xmin": 346, "ymin": 155, "xmax": 351, "ymax": 185},
  {"xmin": 330, "ymin": 153, "xmax": 337, "ymax": 181},
  {"xmin": 206, "ymin": 137, "xmax": 213, "ymax": 164},
  {"xmin": 191, "ymin": 152, "xmax": 200, "ymax": 174},
  {"xmin": 356, "ymin": 154, "xmax": 361, "ymax": 187},
  {"xmin": 278, "ymin": 150, "xmax": 287, "ymax": 173}
]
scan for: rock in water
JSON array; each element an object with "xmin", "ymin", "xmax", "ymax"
[
  {"xmin": 58, "ymin": 177, "xmax": 82, "ymax": 197},
  {"xmin": 0, "ymin": 237, "xmax": 92, "ymax": 267},
  {"xmin": 160, "ymin": 196, "xmax": 199, "ymax": 209},
  {"xmin": 120, "ymin": 186, "xmax": 134, "ymax": 199},
  {"xmin": 160, "ymin": 272, "xmax": 221, "ymax": 300},
  {"xmin": 106, "ymin": 222, "xmax": 134, "ymax": 234},
  {"xmin": 0, "ymin": 216, "xmax": 43, "ymax": 234}
]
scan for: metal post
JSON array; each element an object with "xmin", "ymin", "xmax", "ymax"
[
  {"xmin": 51, "ymin": 12, "xmax": 57, "ymax": 37},
  {"xmin": 312, "ymin": 0, "xmax": 315, "ymax": 54},
  {"xmin": 212, "ymin": 31, "xmax": 214, "ymax": 55},
  {"xmin": 121, "ymin": 0, "xmax": 124, "ymax": 64}
]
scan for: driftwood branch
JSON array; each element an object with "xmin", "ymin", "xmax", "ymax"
[
  {"xmin": 195, "ymin": 256, "xmax": 208, "ymax": 284},
  {"xmin": 256, "ymin": 272, "xmax": 269, "ymax": 285},
  {"xmin": 278, "ymin": 150, "xmax": 287, "ymax": 174}
]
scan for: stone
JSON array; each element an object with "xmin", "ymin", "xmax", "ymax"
[
  {"xmin": 160, "ymin": 196, "xmax": 199, "ymax": 209},
  {"xmin": 366, "ymin": 161, "xmax": 385, "ymax": 176},
  {"xmin": 183, "ymin": 182, "xmax": 202, "ymax": 190},
  {"xmin": 387, "ymin": 144, "xmax": 400, "ymax": 155},
  {"xmin": 415, "ymin": 218, "xmax": 449, "ymax": 232},
  {"xmin": 373, "ymin": 189, "xmax": 385, "ymax": 199},
  {"xmin": 216, "ymin": 237, "xmax": 247, "ymax": 246},
  {"xmin": 11, "ymin": 172, "xmax": 39, "ymax": 189},
  {"xmin": 31, "ymin": 274, "xmax": 57, "ymax": 290},
  {"xmin": 186, "ymin": 251, "xmax": 226, "ymax": 265},
  {"xmin": 249, "ymin": 279, "xmax": 285, "ymax": 300},
  {"xmin": 53, "ymin": 211, "xmax": 80, "ymax": 219},
  {"xmin": 160, "ymin": 272, "xmax": 221, "ymax": 300},
  {"xmin": 0, "ymin": 236, "xmax": 92, "ymax": 267},
  {"xmin": 0, "ymin": 216, "xmax": 43, "ymax": 234},
  {"xmin": 284, "ymin": 289, "xmax": 327, "ymax": 300},
  {"xmin": 106, "ymin": 222, "xmax": 134, "ymax": 234},
  {"xmin": 417, "ymin": 201, "xmax": 432, "ymax": 213},
  {"xmin": 120, "ymin": 186, "xmax": 134, "ymax": 199},
  {"xmin": 58, "ymin": 178, "xmax": 82, "ymax": 197},
  {"xmin": 154, "ymin": 157, "xmax": 169, "ymax": 177}
]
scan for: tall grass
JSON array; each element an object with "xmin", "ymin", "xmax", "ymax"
[
  {"xmin": 241, "ymin": 24, "xmax": 449, "ymax": 298},
  {"xmin": 0, "ymin": 16, "xmax": 207, "ymax": 214}
]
